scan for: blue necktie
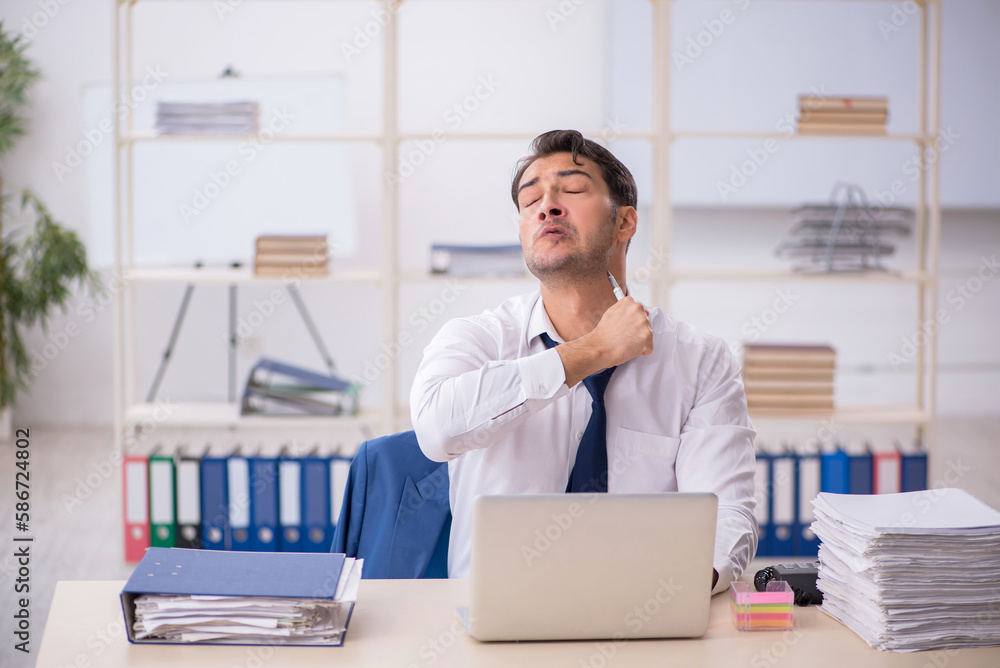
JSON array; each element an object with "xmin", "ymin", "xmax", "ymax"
[{"xmin": 540, "ymin": 332, "xmax": 616, "ymax": 493}]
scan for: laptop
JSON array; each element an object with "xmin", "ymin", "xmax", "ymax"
[{"xmin": 464, "ymin": 492, "xmax": 718, "ymax": 642}]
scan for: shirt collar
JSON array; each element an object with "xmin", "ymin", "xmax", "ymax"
[{"xmin": 525, "ymin": 291, "xmax": 563, "ymax": 348}]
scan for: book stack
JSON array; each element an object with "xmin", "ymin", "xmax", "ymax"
[
  {"xmin": 241, "ymin": 357, "xmax": 359, "ymax": 417},
  {"xmin": 797, "ymin": 95, "xmax": 888, "ymax": 135},
  {"xmin": 254, "ymin": 235, "xmax": 328, "ymax": 277},
  {"xmin": 742, "ymin": 344, "xmax": 835, "ymax": 416},
  {"xmin": 155, "ymin": 101, "xmax": 259, "ymax": 135},
  {"xmin": 811, "ymin": 489, "xmax": 1000, "ymax": 651},
  {"xmin": 430, "ymin": 243, "xmax": 526, "ymax": 276},
  {"xmin": 121, "ymin": 547, "xmax": 362, "ymax": 646}
]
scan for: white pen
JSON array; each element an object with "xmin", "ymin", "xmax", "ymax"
[{"xmin": 607, "ymin": 271, "xmax": 625, "ymax": 301}]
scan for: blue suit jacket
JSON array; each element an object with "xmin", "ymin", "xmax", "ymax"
[{"xmin": 331, "ymin": 430, "xmax": 451, "ymax": 578}]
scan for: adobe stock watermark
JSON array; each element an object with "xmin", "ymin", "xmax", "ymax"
[
  {"xmin": 351, "ymin": 278, "xmax": 466, "ymax": 387},
  {"xmin": 28, "ymin": 270, "xmax": 123, "ymax": 380},
  {"xmin": 578, "ymin": 578, "xmax": 683, "ymax": 668},
  {"xmin": 213, "ymin": 0, "xmax": 245, "ymax": 21},
  {"xmin": 61, "ymin": 400, "xmax": 177, "ymax": 515},
  {"xmin": 408, "ymin": 616, "xmax": 467, "ymax": 668},
  {"xmin": 887, "ymin": 254, "xmax": 998, "ymax": 370},
  {"xmin": 52, "ymin": 65, "xmax": 169, "ymax": 182},
  {"xmin": 339, "ymin": 4, "xmax": 402, "ymax": 64},
  {"xmin": 673, "ymin": 0, "xmax": 752, "ymax": 74},
  {"xmin": 384, "ymin": 76, "xmax": 502, "ymax": 192},
  {"xmin": 868, "ymin": 126, "xmax": 961, "ymax": 215},
  {"xmin": 18, "ymin": 0, "xmax": 73, "ymax": 41},
  {"xmin": 229, "ymin": 249, "xmax": 330, "ymax": 344},
  {"xmin": 739, "ymin": 288, "xmax": 799, "ymax": 343},
  {"xmin": 750, "ymin": 628, "xmax": 805, "ymax": 667},
  {"xmin": 178, "ymin": 107, "xmax": 295, "ymax": 224},
  {"xmin": 545, "ymin": 0, "xmax": 589, "ymax": 31},
  {"xmin": 716, "ymin": 84, "xmax": 831, "ymax": 202},
  {"xmin": 523, "ymin": 450, "xmax": 647, "ymax": 567},
  {"xmin": 885, "ymin": 459, "xmax": 974, "ymax": 531},
  {"xmin": 877, "ymin": 1, "xmax": 920, "ymax": 41}
]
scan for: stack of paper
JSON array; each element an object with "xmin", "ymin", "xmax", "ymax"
[
  {"xmin": 156, "ymin": 101, "xmax": 259, "ymax": 135},
  {"xmin": 122, "ymin": 548, "xmax": 363, "ymax": 646},
  {"xmin": 811, "ymin": 489, "xmax": 1000, "ymax": 652},
  {"xmin": 430, "ymin": 243, "xmax": 526, "ymax": 276}
]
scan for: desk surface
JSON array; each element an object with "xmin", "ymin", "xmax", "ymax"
[{"xmin": 36, "ymin": 577, "xmax": 1000, "ymax": 668}]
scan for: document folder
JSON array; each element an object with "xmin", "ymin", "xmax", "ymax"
[
  {"xmin": 820, "ymin": 447, "xmax": 850, "ymax": 494},
  {"xmin": 302, "ymin": 452, "xmax": 332, "ymax": 552},
  {"xmin": 174, "ymin": 446, "xmax": 202, "ymax": 550},
  {"xmin": 249, "ymin": 453, "xmax": 280, "ymax": 551},
  {"xmin": 900, "ymin": 442, "xmax": 928, "ymax": 492},
  {"xmin": 770, "ymin": 446, "xmax": 796, "ymax": 556},
  {"xmin": 122, "ymin": 450, "xmax": 151, "ymax": 563},
  {"xmin": 279, "ymin": 451, "xmax": 305, "ymax": 551},
  {"xmin": 120, "ymin": 547, "xmax": 360, "ymax": 646},
  {"xmin": 795, "ymin": 446, "xmax": 822, "ymax": 556},
  {"xmin": 200, "ymin": 445, "xmax": 232, "ymax": 550},
  {"xmin": 228, "ymin": 452, "xmax": 252, "ymax": 550},
  {"xmin": 148, "ymin": 446, "xmax": 177, "ymax": 549}
]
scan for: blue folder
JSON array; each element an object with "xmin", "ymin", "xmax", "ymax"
[
  {"xmin": 900, "ymin": 443, "xmax": 928, "ymax": 492},
  {"xmin": 820, "ymin": 447, "xmax": 851, "ymax": 494},
  {"xmin": 769, "ymin": 446, "xmax": 796, "ymax": 556},
  {"xmin": 228, "ymin": 453, "xmax": 252, "ymax": 551},
  {"xmin": 847, "ymin": 444, "xmax": 874, "ymax": 495},
  {"xmin": 249, "ymin": 454, "xmax": 280, "ymax": 551},
  {"xmin": 120, "ymin": 547, "xmax": 354, "ymax": 646},
  {"xmin": 279, "ymin": 452, "xmax": 305, "ymax": 552},
  {"xmin": 329, "ymin": 454, "xmax": 353, "ymax": 534},
  {"xmin": 794, "ymin": 446, "xmax": 822, "ymax": 556},
  {"xmin": 200, "ymin": 447, "xmax": 231, "ymax": 551},
  {"xmin": 302, "ymin": 453, "xmax": 332, "ymax": 552}
]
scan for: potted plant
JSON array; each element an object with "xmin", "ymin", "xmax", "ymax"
[{"xmin": 0, "ymin": 22, "xmax": 98, "ymax": 437}]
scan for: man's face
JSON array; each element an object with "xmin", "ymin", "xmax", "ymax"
[{"xmin": 515, "ymin": 152, "xmax": 617, "ymax": 283}]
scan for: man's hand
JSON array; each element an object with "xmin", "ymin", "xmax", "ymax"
[{"xmin": 555, "ymin": 297, "xmax": 653, "ymax": 387}]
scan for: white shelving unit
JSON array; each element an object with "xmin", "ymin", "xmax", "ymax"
[
  {"xmin": 112, "ymin": 0, "xmax": 940, "ymax": 452},
  {"xmin": 655, "ymin": 0, "xmax": 940, "ymax": 439}
]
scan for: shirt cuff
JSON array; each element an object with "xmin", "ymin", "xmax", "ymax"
[
  {"xmin": 516, "ymin": 348, "xmax": 566, "ymax": 400},
  {"xmin": 712, "ymin": 557, "xmax": 737, "ymax": 596}
]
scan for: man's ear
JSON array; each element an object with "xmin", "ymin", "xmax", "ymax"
[{"xmin": 617, "ymin": 205, "xmax": 638, "ymax": 243}]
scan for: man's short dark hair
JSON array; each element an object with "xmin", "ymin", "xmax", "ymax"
[{"xmin": 510, "ymin": 130, "xmax": 638, "ymax": 211}]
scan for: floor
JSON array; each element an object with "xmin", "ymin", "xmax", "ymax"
[{"xmin": 0, "ymin": 418, "xmax": 997, "ymax": 667}]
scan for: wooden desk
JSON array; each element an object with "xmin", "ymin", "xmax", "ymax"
[{"xmin": 36, "ymin": 578, "xmax": 1000, "ymax": 667}]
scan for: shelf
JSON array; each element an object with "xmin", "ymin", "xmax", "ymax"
[
  {"xmin": 125, "ymin": 266, "xmax": 381, "ymax": 285},
  {"xmin": 396, "ymin": 269, "xmax": 536, "ymax": 284},
  {"xmin": 397, "ymin": 129, "xmax": 655, "ymax": 142},
  {"xmin": 120, "ymin": 131, "xmax": 381, "ymax": 144},
  {"xmin": 125, "ymin": 402, "xmax": 381, "ymax": 430},
  {"xmin": 670, "ymin": 130, "xmax": 926, "ymax": 142},
  {"xmin": 666, "ymin": 267, "xmax": 929, "ymax": 284},
  {"xmin": 749, "ymin": 406, "xmax": 930, "ymax": 425},
  {"xmin": 123, "ymin": 129, "xmax": 656, "ymax": 145}
]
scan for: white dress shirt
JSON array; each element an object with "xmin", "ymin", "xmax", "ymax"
[{"xmin": 410, "ymin": 290, "xmax": 757, "ymax": 595}]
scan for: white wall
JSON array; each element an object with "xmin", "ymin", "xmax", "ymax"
[{"xmin": 3, "ymin": 0, "xmax": 998, "ymax": 428}]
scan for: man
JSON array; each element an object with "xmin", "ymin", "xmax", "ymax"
[{"xmin": 410, "ymin": 130, "xmax": 757, "ymax": 594}]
